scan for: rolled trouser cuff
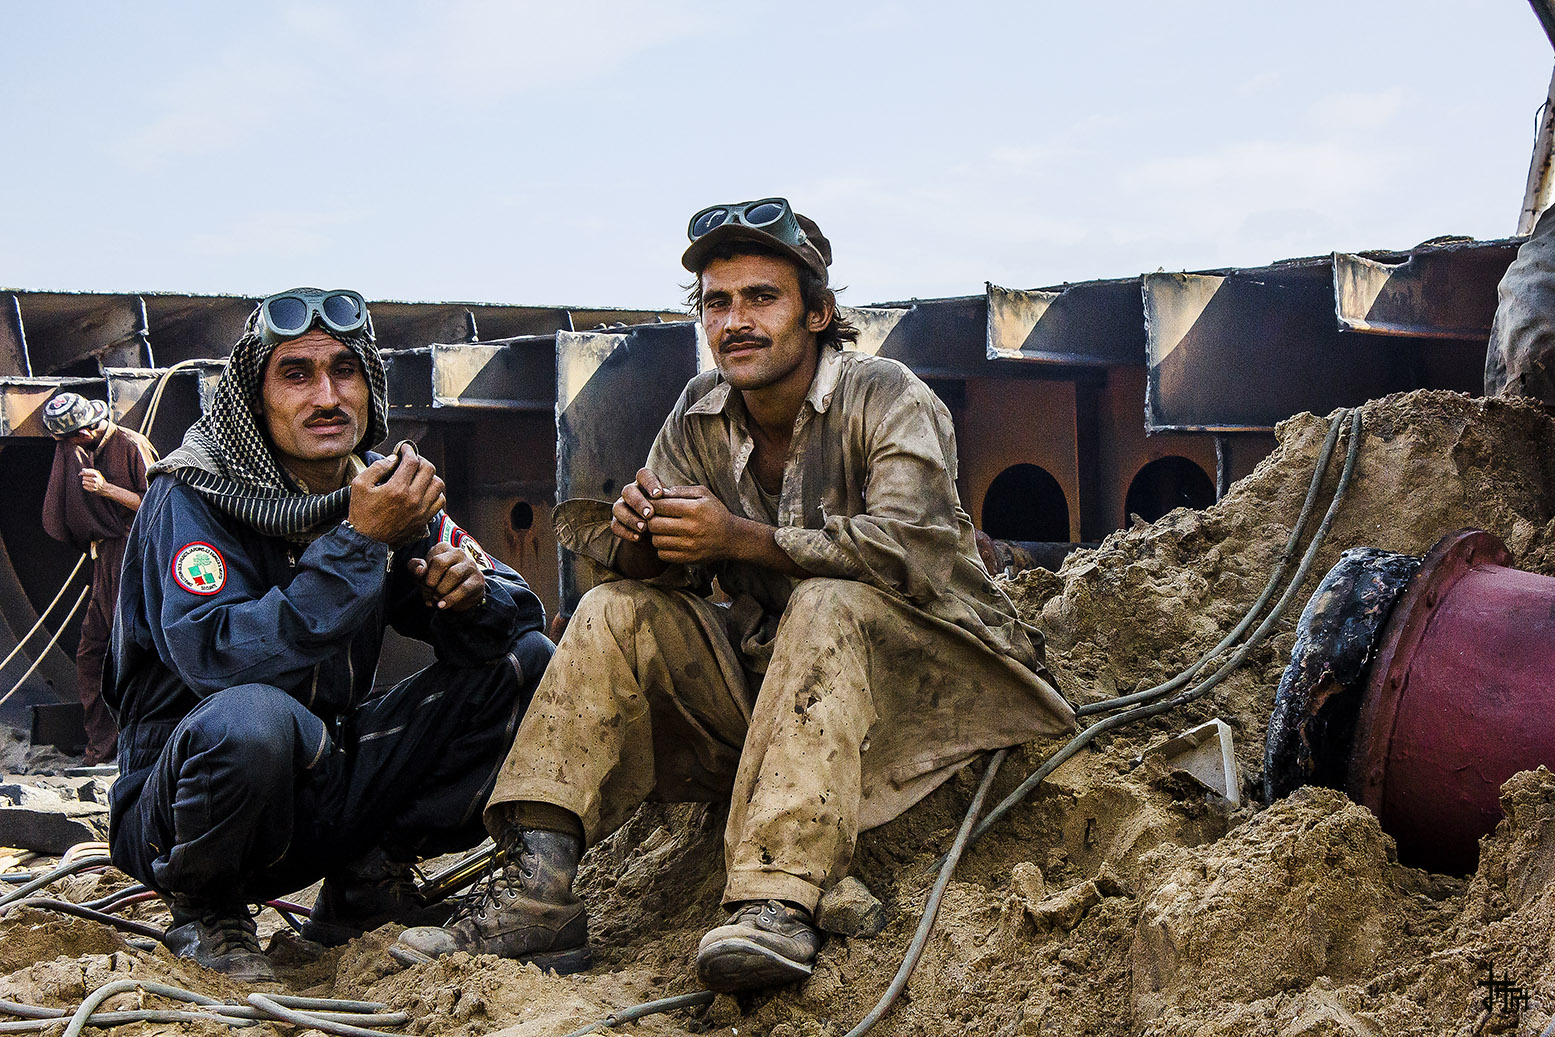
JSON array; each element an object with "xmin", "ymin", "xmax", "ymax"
[
  {"xmin": 499, "ymin": 800, "xmax": 585, "ymax": 842},
  {"xmin": 722, "ymin": 869, "xmax": 823, "ymax": 913},
  {"xmin": 487, "ymin": 782, "xmax": 599, "ymax": 845}
]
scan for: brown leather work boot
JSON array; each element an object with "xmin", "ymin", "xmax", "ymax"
[
  {"xmin": 390, "ymin": 826, "xmax": 590, "ymax": 973},
  {"xmin": 301, "ymin": 848, "xmax": 452, "ymax": 947},
  {"xmin": 696, "ymin": 900, "xmax": 821, "ymax": 992},
  {"xmin": 165, "ymin": 896, "xmax": 276, "ymax": 983}
]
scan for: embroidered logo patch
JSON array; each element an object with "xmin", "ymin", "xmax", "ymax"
[
  {"xmin": 172, "ymin": 542, "xmax": 226, "ymax": 595},
  {"xmin": 437, "ymin": 516, "xmax": 494, "ymax": 569}
]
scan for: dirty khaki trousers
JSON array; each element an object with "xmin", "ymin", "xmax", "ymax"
[{"xmin": 488, "ymin": 577, "xmax": 1071, "ymax": 911}]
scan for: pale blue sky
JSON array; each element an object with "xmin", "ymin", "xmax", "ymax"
[{"xmin": 1, "ymin": 1, "xmax": 1550, "ymax": 310}]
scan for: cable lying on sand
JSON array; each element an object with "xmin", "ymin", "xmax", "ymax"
[{"xmin": 0, "ymin": 980, "xmax": 409, "ymax": 1037}]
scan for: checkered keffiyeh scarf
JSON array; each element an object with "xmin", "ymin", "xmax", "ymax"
[{"xmin": 150, "ymin": 312, "xmax": 388, "ymax": 541}]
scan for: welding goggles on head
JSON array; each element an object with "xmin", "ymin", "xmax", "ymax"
[{"xmin": 257, "ymin": 288, "xmax": 370, "ymax": 346}]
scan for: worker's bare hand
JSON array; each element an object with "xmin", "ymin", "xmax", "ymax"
[
  {"xmin": 347, "ymin": 443, "xmax": 445, "ymax": 545},
  {"xmin": 407, "ymin": 540, "xmax": 486, "ymax": 612},
  {"xmin": 645, "ymin": 485, "xmax": 738, "ymax": 564},
  {"xmin": 80, "ymin": 469, "xmax": 106, "ymax": 494},
  {"xmin": 611, "ymin": 467, "xmax": 670, "ymax": 544}
]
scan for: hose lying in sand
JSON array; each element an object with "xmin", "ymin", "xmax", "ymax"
[
  {"xmin": 0, "ymin": 849, "xmax": 314, "ymax": 937},
  {"xmin": 1075, "ymin": 407, "xmax": 1353, "ymax": 718},
  {"xmin": 559, "ymin": 991, "xmax": 719, "ymax": 1037},
  {"xmin": 840, "ymin": 749, "xmax": 1008, "ymax": 1037},
  {"xmin": 247, "ymin": 994, "xmax": 410, "ymax": 1037},
  {"xmin": 0, "ymin": 855, "xmax": 111, "ymax": 909},
  {"xmin": 81, "ymin": 885, "xmax": 155, "ymax": 914},
  {"xmin": 0, "ymin": 984, "xmax": 408, "ymax": 1037},
  {"xmin": 968, "ymin": 406, "xmax": 1363, "ymax": 848},
  {"xmin": 0, "ymin": 897, "xmax": 167, "ymax": 942}
]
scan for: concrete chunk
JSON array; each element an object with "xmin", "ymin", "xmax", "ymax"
[
  {"xmin": 817, "ymin": 876, "xmax": 886, "ymax": 937},
  {"xmin": 1024, "ymin": 879, "xmax": 1102, "ymax": 932},
  {"xmin": 0, "ymin": 802, "xmax": 109, "ymax": 854}
]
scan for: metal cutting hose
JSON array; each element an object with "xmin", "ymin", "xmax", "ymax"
[
  {"xmin": 0, "ymin": 855, "xmax": 112, "ymax": 909},
  {"xmin": 0, "ymin": 582, "xmax": 91, "ymax": 711},
  {"xmin": 1075, "ymin": 409, "xmax": 1349, "ymax": 717},
  {"xmin": 968, "ymin": 407, "xmax": 1362, "ymax": 848},
  {"xmin": 2, "ymin": 982, "xmax": 406, "ymax": 1036},
  {"xmin": 841, "ymin": 749, "xmax": 1008, "ymax": 1037}
]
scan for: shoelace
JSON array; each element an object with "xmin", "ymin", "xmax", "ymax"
[
  {"xmin": 730, "ymin": 900, "xmax": 809, "ymax": 934},
  {"xmin": 199, "ymin": 910, "xmax": 261, "ymax": 956},
  {"xmin": 454, "ymin": 833, "xmax": 535, "ymax": 924}
]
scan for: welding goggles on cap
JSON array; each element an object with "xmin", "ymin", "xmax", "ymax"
[
  {"xmin": 682, "ymin": 197, "xmax": 830, "ymax": 281},
  {"xmin": 257, "ymin": 288, "xmax": 370, "ymax": 346},
  {"xmin": 688, "ymin": 198, "xmax": 805, "ymax": 249}
]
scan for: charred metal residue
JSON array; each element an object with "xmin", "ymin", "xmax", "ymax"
[{"xmin": 1263, "ymin": 547, "xmax": 1421, "ymax": 804}]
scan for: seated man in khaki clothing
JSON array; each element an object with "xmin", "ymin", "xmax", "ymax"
[{"xmin": 394, "ymin": 198, "xmax": 1076, "ymax": 991}]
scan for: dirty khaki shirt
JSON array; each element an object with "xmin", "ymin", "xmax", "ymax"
[{"xmin": 556, "ymin": 344, "xmax": 1057, "ymax": 687}]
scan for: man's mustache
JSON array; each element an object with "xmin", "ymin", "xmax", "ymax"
[
  {"xmin": 719, "ymin": 335, "xmax": 770, "ymax": 351},
  {"xmin": 304, "ymin": 409, "xmax": 351, "ymax": 426}
]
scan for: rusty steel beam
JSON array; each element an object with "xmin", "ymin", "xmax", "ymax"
[
  {"xmin": 0, "ymin": 377, "xmax": 103, "ymax": 437},
  {"xmin": 1333, "ymin": 240, "xmax": 1518, "ymax": 339},
  {"xmin": 985, "ymin": 280, "xmax": 1144, "ymax": 367},
  {"xmin": 0, "ymin": 295, "xmax": 31, "ymax": 378},
  {"xmin": 431, "ymin": 339, "xmax": 556, "ymax": 412},
  {"xmin": 10, "ymin": 293, "xmax": 148, "ymax": 375},
  {"xmin": 1144, "ymin": 263, "xmax": 1414, "ymax": 432},
  {"xmin": 838, "ymin": 305, "xmax": 911, "ymax": 358},
  {"xmin": 370, "ymin": 302, "xmax": 476, "ymax": 351},
  {"xmin": 139, "ymin": 294, "xmax": 255, "ymax": 364},
  {"xmin": 565, "ymin": 308, "xmax": 687, "ymax": 333},
  {"xmin": 555, "ymin": 322, "xmax": 700, "ymax": 611}
]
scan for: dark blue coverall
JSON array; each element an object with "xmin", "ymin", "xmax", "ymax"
[{"xmin": 106, "ymin": 471, "xmax": 552, "ymax": 903}]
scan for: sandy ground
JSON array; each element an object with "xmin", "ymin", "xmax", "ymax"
[{"xmin": 6, "ymin": 388, "xmax": 1555, "ymax": 1036}]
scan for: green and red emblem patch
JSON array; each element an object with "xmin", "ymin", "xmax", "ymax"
[
  {"xmin": 172, "ymin": 542, "xmax": 227, "ymax": 595},
  {"xmin": 436, "ymin": 516, "xmax": 493, "ymax": 569}
]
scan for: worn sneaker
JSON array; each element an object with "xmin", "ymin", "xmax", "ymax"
[
  {"xmin": 165, "ymin": 898, "xmax": 275, "ymax": 982},
  {"xmin": 696, "ymin": 900, "xmax": 821, "ymax": 992},
  {"xmin": 301, "ymin": 849, "xmax": 451, "ymax": 947},
  {"xmin": 390, "ymin": 829, "xmax": 590, "ymax": 973}
]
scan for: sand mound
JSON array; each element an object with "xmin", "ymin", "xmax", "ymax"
[{"xmin": 7, "ymin": 389, "xmax": 1555, "ymax": 1036}]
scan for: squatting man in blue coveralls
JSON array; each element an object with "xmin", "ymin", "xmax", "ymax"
[{"xmin": 105, "ymin": 288, "xmax": 552, "ymax": 981}]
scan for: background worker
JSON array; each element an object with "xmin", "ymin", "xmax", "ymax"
[
  {"xmin": 41, "ymin": 392, "xmax": 155, "ymax": 765},
  {"xmin": 107, "ymin": 288, "xmax": 552, "ymax": 981},
  {"xmin": 395, "ymin": 201, "xmax": 1077, "ymax": 991}
]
